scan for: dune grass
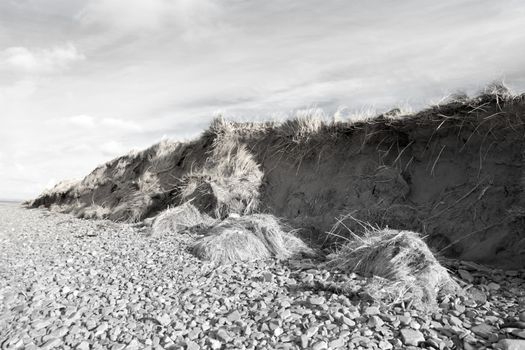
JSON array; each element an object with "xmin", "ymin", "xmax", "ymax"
[
  {"xmin": 326, "ymin": 216, "xmax": 459, "ymax": 305},
  {"xmin": 29, "ymin": 82, "xmax": 524, "ymax": 232},
  {"xmin": 151, "ymin": 202, "xmax": 215, "ymax": 236},
  {"xmin": 180, "ymin": 138, "xmax": 263, "ymax": 219},
  {"xmin": 192, "ymin": 214, "xmax": 313, "ymax": 263},
  {"xmin": 78, "ymin": 204, "xmax": 111, "ymax": 220}
]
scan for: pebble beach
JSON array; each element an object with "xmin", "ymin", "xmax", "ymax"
[{"xmin": 1, "ymin": 204, "xmax": 524, "ymax": 350}]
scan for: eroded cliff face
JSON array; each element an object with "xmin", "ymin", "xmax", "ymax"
[
  {"xmin": 249, "ymin": 104, "xmax": 525, "ymax": 268},
  {"xmin": 29, "ymin": 91, "xmax": 525, "ymax": 267}
]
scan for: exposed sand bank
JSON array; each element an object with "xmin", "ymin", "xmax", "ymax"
[{"xmin": 28, "ymin": 86, "xmax": 525, "ymax": 267}]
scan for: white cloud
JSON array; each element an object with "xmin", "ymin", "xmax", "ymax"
[
  {"xmin": 0, "ymin": 44, "xmax": 84, "ymax": 74},
  {"xmin": 14, "ymin": 163, "xmax": 26, "ymax": 173},
  {"xmin": 0, "ymin": 80, "xmax": 37, "ymax": 103},
  {"xmin": 100, "ymin": 118, "xmax": 142, "ymax": 131},
  {"xmin": 68, "ymin": 114, "xmax": 95, "ymax": 128},
  {"xmin": 77, "ymin": 0, "xmax": 224, "ymax": 40},
  {"xmin": 59, "ymin": 115, "xmax": 141, "ymax": 131},
  {"xmin": 69, "ymin": 143, "xmax": 92, "ymax": 153},
  {"xmin": 78, "ymin": 0, "xmax": 167, "ymax": 30}
]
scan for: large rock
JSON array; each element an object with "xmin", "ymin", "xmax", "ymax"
[
  {"xmin": 471, "ymin": 323, "xmax": 497, "ymax": 339},
  {"xmin": 496, "ymin": 339, "xmax": 525, "ymax": 350},
  {"xmin": 400, "ymin": 328, "xmax": 425, "ymax": 346}
]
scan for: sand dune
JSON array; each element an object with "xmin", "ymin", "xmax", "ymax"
[{"xmin": 28, "ymin": 84, "xmax": 525, "ymax": 268}]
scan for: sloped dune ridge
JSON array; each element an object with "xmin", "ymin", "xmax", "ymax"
[{"xmin": 29, "ymin": 85, "xmax": 525, "ymax": 267}]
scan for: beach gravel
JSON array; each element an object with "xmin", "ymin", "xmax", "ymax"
[{"xmin": 1, "ymin": 204, "xmax": 524, "ymax": 349}]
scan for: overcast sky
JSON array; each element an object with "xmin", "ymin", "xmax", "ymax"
[{"xmin": 1, "ymin": 0, "xmax": 525, "ymax": 200}]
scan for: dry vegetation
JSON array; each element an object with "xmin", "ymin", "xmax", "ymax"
[
  {"xmin": 180, "ymin": 137, "xmax": 263, "ymax": 219},
  {"xmin": 27, "ymin": 83, "xmax": 525, "ymax": 301},
  {"xmin": 192, "ymin": 214, "xmax": 313, "ymax": 264},
  {"xmin": 151, "ymin": 202, "xmax": 215, "ymax": 236},
  {"xmin": 325, "ymin": 215, "xmax": 459, "ymax": 306}
]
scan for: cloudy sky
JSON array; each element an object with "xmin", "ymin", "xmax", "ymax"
[{"xmin": 1, "ymin": 0, "xmax": 525, "ymax": 200}]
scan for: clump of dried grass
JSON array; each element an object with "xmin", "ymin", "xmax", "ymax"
[
  {"xmin": 48, "ymin": 203, "xmax": 68, "ymax": 213},
  {"xmin": 137, "ymin": 170, "xmax": 162, "ymax": 197},
  {"xmin": 151, "ymin": 202, "xmax": 215, "ymax": 235},
  {"xmin": 181, "ymin": 138, "xmax": 263, "ymax": 219},
  {"xmin": 80, "ymin": 163, "xmax": 112, "ymax": 190},
  {"xmin": 481, "ymin": 82, "xmax": 515, "ymax": 103},
  {"xmin": 192, "ymin": 214, "xmax": 313, "ymax": 263},
  {"xmin": 278, "ymin": 111, "xmax": 325, "ymax": 144},
  {"xmin": 192, "ymin": 226, "xmax": 272, "ymax": 263},
  {"xmin": 149, "ymin": 139, "xmax": 184, "ymax": 173},
  {"xmin": 27, "ymin": 179, "xmax": 81, "ymax": 208},
  {"xmin": 326, "ymin": 217, "xmax": 459, "ymax": 305},
  {"xmin": 205, "ymin": 116, "xmax": 276, "ymax": 140},
  {"xmin": 110, "ymin": 190, "xmax": 155, "ymax": 223},
  {"xmin": 79, "ymin": 204, "xmax": 111, "ymax": 220},
  {"xmin": 44, "ymin": 179, "xmax": 80, "ymax": 196},
  {"xmin": 29, "ymin": 179, "xmax": 79, "ymax": 206},
  {"xmin": 109, "ymin": 170, "xmax": 163, "ymax": 222}
]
